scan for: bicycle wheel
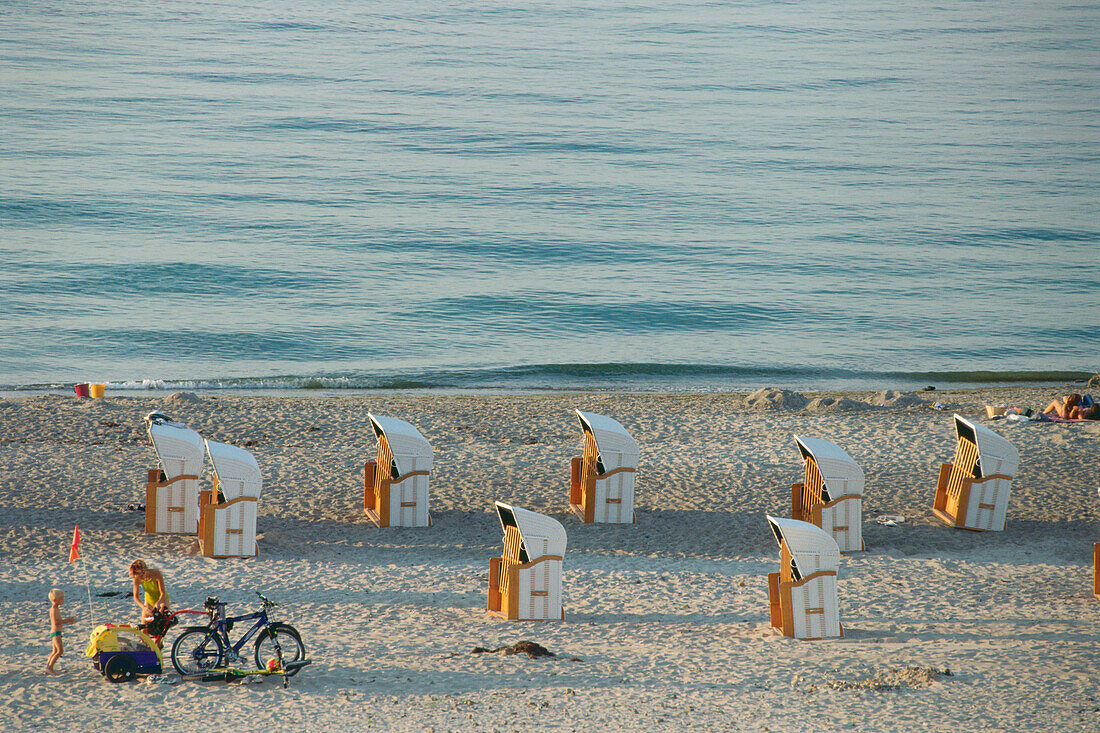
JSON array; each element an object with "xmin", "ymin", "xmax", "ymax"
[
  {"xmin": 254, "ymin": 623, "xmax": 305, "ymax": 675},
  {"xmin": 171, "ymin": 627, "xmax": 225, "ymax": 676}
]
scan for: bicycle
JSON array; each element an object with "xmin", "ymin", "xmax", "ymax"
[{"xmin": 170, "ymin": 593, "xmax": 306, "ymax": 683}]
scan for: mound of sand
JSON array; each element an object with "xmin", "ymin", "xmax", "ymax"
[
  {"xmin": 822, "ymin": 666, "xmax": 953, "ymax": 692},
  {"xmin": 165, "ymin": 391, "xmax": 202, "ymax": 406},
  {"xmin": 744, "ymin": 387, "xmax": 808, "ymax": 411},
  {"xmin": 805, "ymin": 396, "xmax": 873, "ymax": 413},
  {"xmin": 870, "ymin": 390, "xmax": 926, "ymax": 408}
]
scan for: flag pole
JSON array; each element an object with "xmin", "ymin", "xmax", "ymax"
[
  {"xmin": 80, "ymin": 558, "xmax": 95, "ymax": 621},
  {"xmin": 69, "ymin": 525, "xmax": 96, "ymax": 622}
]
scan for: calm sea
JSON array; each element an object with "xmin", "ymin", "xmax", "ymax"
[{"xmin": 2, "ymin": 1, "xmax": 1098, "ymax": 394}]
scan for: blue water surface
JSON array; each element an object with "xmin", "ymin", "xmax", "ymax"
[{"xmin": 2, "ymin": 1, "xmax": 1098, "ymax": 392}]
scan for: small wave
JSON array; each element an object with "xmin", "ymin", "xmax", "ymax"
[
  {"xmin": 892, "ymin": 370, "xmax": 1095, "ymax": 384},
  {"xmin": 106, "ymin": 379, "xmax": 170, "ymax": 390}
]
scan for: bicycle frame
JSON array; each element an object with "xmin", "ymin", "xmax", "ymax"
[{"xmin": 207, "ymin": 607, "xmax": 273, "ymax": 658}]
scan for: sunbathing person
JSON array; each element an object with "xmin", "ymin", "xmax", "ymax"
[
  {"xmin": 1043, "ymin": 393, "xmax": 1081, "ymax": 419},
  {"xmin": 1070, "ymin": 399, "xmax": 1099, "ymax": 420}
]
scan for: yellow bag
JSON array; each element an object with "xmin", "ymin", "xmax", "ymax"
[{"xmin": 85, "ymin": 625, "xmax": 117, "ymax": 657}]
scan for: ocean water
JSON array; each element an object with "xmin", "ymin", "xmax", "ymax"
[{"xmin": 2, "ymin": 1, "xmax": 1098, "ymax": 393}]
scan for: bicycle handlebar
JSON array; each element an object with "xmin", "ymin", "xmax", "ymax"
[{"xmin": 194, "ymin": 593, "xmax": 278, "ymax": 615}]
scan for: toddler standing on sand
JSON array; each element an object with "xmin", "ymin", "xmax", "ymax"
[{"xmin": 45, "ymin": 589, "xmax": 76, "ymax": 674}]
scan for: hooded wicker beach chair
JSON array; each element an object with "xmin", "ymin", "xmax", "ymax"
[
  {"xmin": 790, "ymin": 436, "xmax": 864, "ymax": 552},
  {"xmin": 199, "ymin": 440, "xmax": 262, "ymax": 558},
  {"xmin": 488, "ymin": 502, "xmax": 567, "ymax": 621},
  {"xmin": 766, "ymin": 515, "xmax": 842, "ymax": 640},
  {"xmin": 363, "ymin": 413, "xmax": 433, "ymax": 528},
  {"xmin": 569, "ymin": 410, "xmax": 638, "ymax": 524},
  {"xmin": 933, "ymin": 414, "xmax": 1018, "ymax": 531},
  {"xmin": 144, "ymin": 412, "xmax": 204, "ymax": 535}
]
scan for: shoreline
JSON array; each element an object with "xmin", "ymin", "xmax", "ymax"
[
  {"xmin": 1, "ymin": 385, "xmax": 1097, "ymax": 731},
  {"xmin": 2, "ymin": 379, "xmax": 1096, "ymax": 400},
  {"xmin": 2, "ymin": 365, "xmax": 1095, "ymax": 398}
]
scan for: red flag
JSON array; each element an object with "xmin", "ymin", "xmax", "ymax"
[{"xmin": 69, "ymin": 525, "xmax": 81, "ymax": 563}]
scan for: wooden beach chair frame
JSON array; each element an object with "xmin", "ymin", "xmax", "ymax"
[
  {"xmin": 766, "ymin": 515, "xmax": 842, "ymax": 640},
  {"xmin": 569, "ymin": 410, "xmax": 638, "ymax": 524},
  {"xmin": 363, "ymin": 413, "xmax": 432, "ymax": 528},
  {"xmin": 487, "ymin": 502, "xmax": 567, "ymax": 621},
  {"xmin": 144, "ymin": 416, "xmax": 205, "ymax": 536},
  {"xmin": 790, "ymin": 436, "xmax": 864, "ymax": 552},
  {"xmin": 1094, "ymin": 543, "xmax": 1099, "ymax": 601},
  {"xmin": 199, "ymin": 440, "xmax": 262, "ymax": 558},
  {"xmin": 932, "ymin": 414, "xmax": 1018, "ymax": 532}
]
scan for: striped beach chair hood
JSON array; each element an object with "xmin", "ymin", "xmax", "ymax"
[
  {"xmin": 793, "ymin": 435, "xmax": 864, "ymax": 498},
  {"xmin": 368, "ymin": 413, "xmax": 434, "ymax": 473}
]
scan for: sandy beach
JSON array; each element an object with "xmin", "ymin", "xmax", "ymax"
[{"xmin": 1, "ymin": 386, "xmax": 1097, "ymax": 731}]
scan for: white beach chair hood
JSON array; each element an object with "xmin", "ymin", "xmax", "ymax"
[
  {"xmin": 204, "ymin": 440, "xmax": 262, "ymax": 500},
  {"xmin": 793, "ymin": 435, "xmax": 865, "ymax": 498},
  {"xmin": 953, "ymin": 414, "xmax": 1019, "ymax": 478},
  {"xmin": 368, "ymin": 413, "xmax": 434, "ymax": 473},
  {"xmin": 495, "ymin": 501, "xmax": 567, "ymax": 558},
  {"xmin": 147, "ymin": 420, "xmax": 205, "ymax": 480},
  {"xmin": 576, "ymin": 410, "xmax": 638, "ymax": 462},
  {"xmin": 767, "ymin": 515, "xmax": 840, "ymax": 577}
]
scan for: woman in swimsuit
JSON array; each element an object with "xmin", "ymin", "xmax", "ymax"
[
  {"xmin": 1043, "ymin": 393, "xmax": 1081, "ymax": 419},
  {"xmin": 129, "ymin": 559, "xmax": 170, "ymax": 620}
]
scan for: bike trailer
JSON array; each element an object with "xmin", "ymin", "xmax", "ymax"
[{"xmin": 86, "ymin": 624, "xmax": 163, "ymax": 682}]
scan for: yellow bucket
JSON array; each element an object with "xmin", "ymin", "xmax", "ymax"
[{"xmin": 88, "ymin": 384, "xmax": 106, "ymax": 398}]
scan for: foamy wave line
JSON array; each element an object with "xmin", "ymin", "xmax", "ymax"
[
  {"xmin": 35, "ymin": 376, "xmax": 421, "ymax": 392},
  {"xmin": 101, "ymin": 377, "xmax": 367, "ymax": 391},
  {"xmin": 7, "ymin": 364, "xmax": 1094, "ymax": 393}
]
